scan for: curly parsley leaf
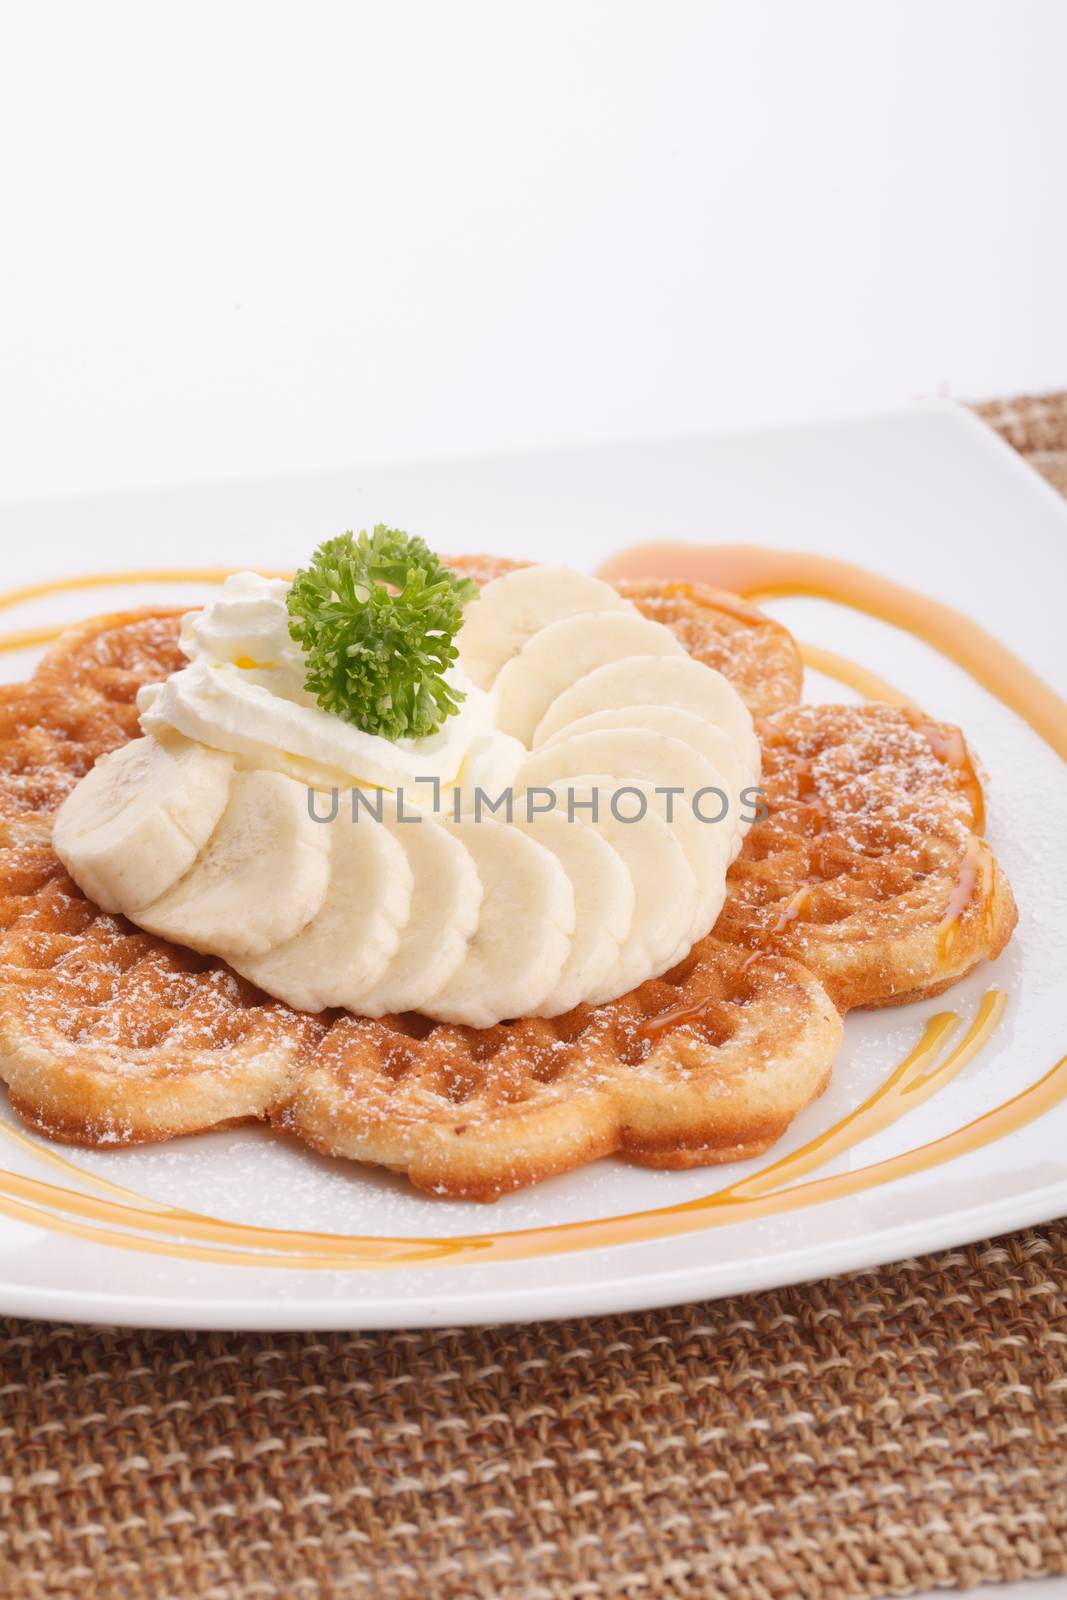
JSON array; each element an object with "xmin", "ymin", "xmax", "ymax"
[{"xmin": 286, "ymin": 527, "xmax": 478, "ymax": 741}]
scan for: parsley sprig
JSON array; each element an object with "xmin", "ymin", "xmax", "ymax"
[{"xmin": 286, "ymin": 527, "xmax": 477, "ymax": 741}]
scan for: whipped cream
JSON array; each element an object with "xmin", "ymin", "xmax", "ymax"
[{"xmin": 137, "ymin": 572, "xmax": 522, "ymax": 793}]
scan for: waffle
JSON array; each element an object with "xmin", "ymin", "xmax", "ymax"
[
  {"xmin": 720, "ymin": 703, "xmax": 1017, "ymax": 1009},
  {"xmin": 0, "ymin": 681, "xmax": 131, "ymax": 823},
  {"xmin": 612, "ymin": 578, "xmax": 803, "ymax": 718},
  {"xmin": 0, "ymin": 608, "xmax": 186, "ymax": 827},
  {"xmin": 275, "ymin": 940, "xmax": 841, "ymax": 1197},
  {"xmin": 0, "ymin": 875, "xmax": 316, "ymax": 1145},
  {"xmin": 0, "ymin": 573, "xmax": 1015, "ymax": 1199},
  {"xmin": 31, "ymin": 606, "xmax": 186, "ymax": 728}
]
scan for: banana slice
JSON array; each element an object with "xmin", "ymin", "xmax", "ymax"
[
  {"xmin": 138, "ymin": 769, "xmax": 331, "ymax": 960},
  {"xmin": 422, "ymin": 818, "xmax": 575, "ymax": 1027},
  {"xmin": 492, "ymin": 614, "xmax": 686, "ymax": 745},
  {"xmin": 512, "ymin": 811, "xmax": 635, "ymax": 1016},
  {"xmin": 350, "ymin": 803, "xmax": 483, "ymax": 1017},
  {"xmin": 458, "ymin": 566, "xmax": 634, "ymax": 689},
  {"xmin": 518, "ymin": 729, "xmax": 731, "ymax": 937},
  {"xmin": 456, "ymin": 729, "xmax": 526, "ymax": 814},
  {"xmin": 52, "ymin": 732, "xmax": 236, "ymax": 913},
  {"xmin": 233, "ymin": 805, "xmax": 415, "ymax": 1012},
  {"xmin": 533, "ymin": 654, "xmax": 760, "ymax": 774},
  {"xmin": 547, "ymin": 780, "xmax": 699, "ymax": 998},
  {"xmin": 537, "ymin": 705, "xmax": 751, "ymax": 858}
]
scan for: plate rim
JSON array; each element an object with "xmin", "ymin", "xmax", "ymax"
[{"xmin": 1, "ymin": 1172, "xmax": 1064, "ymax": 1330}]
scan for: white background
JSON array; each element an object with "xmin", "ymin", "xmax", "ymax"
[{"xmin": 2, "ymin": 0, "xmax": 1066, "ymax": 501}]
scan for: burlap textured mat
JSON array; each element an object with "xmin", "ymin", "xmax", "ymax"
[{"xmin": 2, "ymin": 394, "xmax": 1066, "ymax": 1600}]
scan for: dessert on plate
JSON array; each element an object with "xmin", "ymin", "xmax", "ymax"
[{"xmin": 0, "ymin": 531, "xmax": 1015, "ymax": 1198}]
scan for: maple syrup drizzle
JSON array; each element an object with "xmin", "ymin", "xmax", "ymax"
[
  {"xmin": 0, "ymin": 550, "xmax": 1058, "ymax": 1268},
  {"xmin": 0, "ymin": 567, "xmax": 294, "ymax": 613},
  {"xmin": 798, "ymin": 643, "xmax": 914, "ymax": 709},
  {"xmin": 726, "ymin": 992, "xmax": 1005, "ymax": 1200},
  {"xmin": 938, "ymin": 835, "xmax": 993, "ymax": 960},
  {"xmin": 914, "ymin": 720, "xmax": 986, "ymax": 833},
  {"xmin": 639, "ymin": 997, "xmax": 721, "ymax": 1041},
  {"xmin": 770, "ymin": 884, "xmax": 812, "ymax": 935},
  {"xmin": 598, "ymin": 542, "xmax": 1067, "ymax": 763},
  {"xmin": 0, "ymin": 1115, "xmax": 179, "ymax": 1210},
  {"xmin": 0, "ymin": 622, "xmax": 76, "ymax": 654}
]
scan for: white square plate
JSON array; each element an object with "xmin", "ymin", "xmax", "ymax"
[{"xmin": 0, "ymin": 400, "xmax": 1064, "ymax": 1329}]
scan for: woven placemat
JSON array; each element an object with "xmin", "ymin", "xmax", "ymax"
[{"xmin": 3, "ymin": 394, "xmax": 1067, "ymax": 1600}]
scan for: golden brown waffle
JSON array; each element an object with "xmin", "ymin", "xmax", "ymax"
[
  {"xmin": 612, "ymin": 577, "xmax": 803, "ymax": 718},
  {"xmin": 0, "ymin": 874, "xmax": 315, "ymax": 1146},
  {"xmin": 447, "ymin": 557, "xmax": 803, "ymax": 717},
  {"xmin": 0, "ymin": 684, "xmax": 130, "ymax": 822},
  {"xmin": 0, "ymin": 607, "xmax": 186, "ymax": 827},
  {"xmin": 0, "ymin": 576, "xmax": 1016, "ymax": 1198},
  {"xmin": 275, "ymin": 939, "xmax": 841, "ymax": 1198},
  {"xmin": 720, "ymin": 703, "xmax": 1017, "ymax": 1010},
  {"xmin": 32, "ymin": 606, "xmax": 186, "ymax": 727}
]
